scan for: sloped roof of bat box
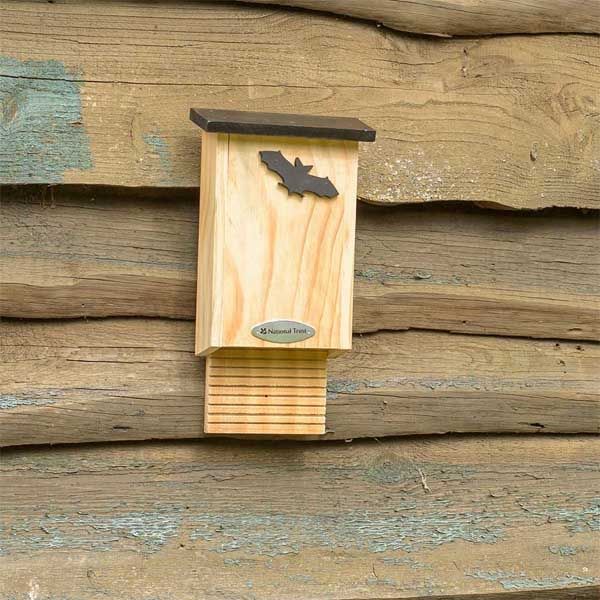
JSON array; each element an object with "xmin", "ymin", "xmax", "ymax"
[{"xmin": 190, "ymin": 108, "xmax": 376, "ymax": 142}]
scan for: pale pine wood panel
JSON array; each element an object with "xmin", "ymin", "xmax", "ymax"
[
  {"xmin": 207, "ymin": 406, "xmax": 327, "ymax": 415},
  {"xmin": 207, "ymin": 376, "xmax": 327, "ymax": 387},
  {"xmin": 209, "ymin": 367, "xmax": 327, "ymax": 377},
  {"xmin": 1, "ymin": 187, "xmax": 598, "ymax": 341},
  {"xmin": 207, "ymin": 386, "xmax": 326, "ymax": 396},
  {"xmin": 0, "ymin": 2, "xmax": 598, "ymax": 208},
  {"xmin": 197, "ymin": 134, "xmax": 358, "ymax": 353},
  {"xmin": 205, "ymin": 349, "xmax": 328, "ymax": 434},
  {"xmin": 195, "ymin": 131, "xmax": 227, "ymax": 354},
  {"xmin": 1, "ymin": 318, "xmax": 598, "ymax": 447},
  {"xmin": 208, "ymin": 396, "xmax": 326, "ymax": 406},
  {"xmin": 1, "ymin": 436, "xmax": 598, "ymax": 598},
  {"xmin": 209, "ymin": 361, "xmax": 326, "ymax": 370},
  {"xmin": 204, "ymin": 423, "xmax": 327, "ymax": 434},
  {"xmin": 233, "ymin": 0, "xmax": 600, "ymax": 37},
  {"xmin": 207, "ymin": 415, "xmax": 325, "ymax": 424}
]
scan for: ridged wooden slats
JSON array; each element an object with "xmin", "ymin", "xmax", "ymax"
[{"xmin": 204, "ymin": 349, "xmax": 328, "ymax": 435}]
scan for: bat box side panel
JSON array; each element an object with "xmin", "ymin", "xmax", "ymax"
[
  {"xmin": 195, "ymin": 132, "xmax": 229, "ymax": 355},
  {"xmin": 220, "ymin": 134, "xmax": 358, "ymax": 352}
]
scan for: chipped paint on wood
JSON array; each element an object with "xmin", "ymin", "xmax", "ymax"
[
  {"xmin": 1, "ymin": 438, "xmax": 599, "ymax": 599},
  {"xmin": 355, "ymin": 266, "xmax": 466, "ymax": 286},
  {"xmin": 548, "ymin": 545, "xmax": 581, "ymax": 556},
  {"xmin": 328, "ymin": 374, "xmax": 584, "ymax": 395},
  {"xmin": 539, "ymin": 499, "xmax": 600, "ymax": 534},
  {"xmin": 142, "ymin": 133, "xmax": 174, "ymax": 184},
  {"xmin": 0, "ymin": 56, "xmax": 92, "ymax": 183},
  {"xmin": 466, "ymin": 570, "xmax": 597, "ymax": 591},
  {"xmin": 4, "ymin": 501, "xmax": 509, "ymax": 557},
  {"xmin": 0, "ymin": 392, "xmax": 58, "ymax": 410},
  {"xmin": 4, "ymin": 510, "xmax": 183, "ymax": 554},
  {"xmin": 187, "ymin": 510, "xmax": 503, "ymax": 556}
]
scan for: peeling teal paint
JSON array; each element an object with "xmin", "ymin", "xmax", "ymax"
[
  {"xmin": 143, "ymin": 133, "xmax": 173, "ymax": 184},
  {"xmin": 327, "ymin": 379, "xmax": 361, "ymax": 398},
  {"xmin": 367, "ymin": 576, "xmax": 397, "ymax": 587},
  {"xmin": 3, "ymin": 496, "xmax": 598, "ymax": 563},
  {"xmin": 548, "ymin": 545, "xmax": 579, "ymax": 556},
  {"xmin": 354, "ymin": 267, "xmax": 466, "ymax": 286},
  {"xmin": 2, "ymin": 510, "xmax": 182, "ymax": 555},
  {"xmin": 529, "ymin": 498, "xmax": 600, "ymax": 534},
  {"xmin": 380, "ymin": 556, "xmax": 430, "ymax": 570},
  {"xmin": 466, "ymin": 569, "xmax": 597, "ymax": 591},
  {"xmin": 188, "ymin": 511, "xmax": 504, "ymax": 556},
  {"xmin": 328, "ymin": 375, "xmax": 576, "ymax": 397},
  {"xmin": 287, "ymin": 574, "xmax": 315, "ymax": 583},
  {"xmin": 0, "ymin": 56, "xmax": 92, "ymax": 183},
  {"xmin": 363, "ymin": 454, "xmax": 424, "ymax": 486},
  {"xmin": 80, "ymin": 511, "xmax": 183, "ymax": 551},
  {"xmin": 0, "ymin": 391, "xmax": 58, "ymax": 410}
]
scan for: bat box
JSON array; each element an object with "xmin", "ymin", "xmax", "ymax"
[{"xmin": 190, "ymin": 108, "xmax": 376, "ymax": 435}]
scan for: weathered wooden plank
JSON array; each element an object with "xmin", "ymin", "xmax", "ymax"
[
  {"xmin": 1, "ymin": 318, "xmax": 598, "ymax": 446},
  {"xmin": 1, "ymin": 436, "xmax": 598, "ymax": 598},
  {"xmin": 2, "ymin": 187, "xmax": 598, "ymax": 341},
  {"xmin": 234, "ymin": 0, "xmax": 600, "ymax": 37},
  {"xmin": 0, "ymin": 2, "xmax": 598, "ymax": 209}
]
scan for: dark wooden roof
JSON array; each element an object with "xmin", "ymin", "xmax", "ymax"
[{"xmin": 190, "ymin": 108, "xmax": 376, "ymax": 142}]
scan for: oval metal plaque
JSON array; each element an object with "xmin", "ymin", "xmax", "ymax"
[{"xmin": 251, "ymin": 320, "xmax": 315, "ymax": 344}]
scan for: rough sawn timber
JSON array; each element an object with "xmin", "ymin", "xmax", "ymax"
[
  {"xmin": 1, "ymin": 436, "xmax": 599, "ymax": 598},
  {"xmin": 1, "ymin": 318, "xmax": 598, "ymax": 446},
  {"xmin": 0, "ymin": 2, "xmax": 599, "ymax": 209},
  {"xmin": 234, "ymin": 0, "xmax": 600, "ymax": 37},
  {"xmin": 1, "ymin": 187, "xmax": 598, "ymax": 341}
]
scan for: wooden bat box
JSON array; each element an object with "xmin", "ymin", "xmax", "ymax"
[{"xmin": 190, "ymin": 109, "xmax": 376, "ymax": 435}]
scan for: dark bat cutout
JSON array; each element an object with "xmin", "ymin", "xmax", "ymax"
[{"xmin": 259, "ymin": 150, "xmax": 338, "ymax": 198}]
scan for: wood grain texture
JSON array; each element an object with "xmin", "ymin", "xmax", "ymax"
[
  {"xmin": 232, "ymin": 0, "xmax": 600, "ymax": 37},
  {"xmin": 1, "ymin": 318, "xmax": 598, "ymax": 447},
  {"xmin": 196, "ymin": 133, "xmax": 358, "ymax": 354},
  {"xmin": 1, "ymin": 186, "xmax": 598, "ymax": 341},
  {"xmin": 205, "ymin": 349, "xmax": 328, "ymax": 435},
  {"xmin": 1, "ymin": 1, "xmax": 599, "ymax": 209},
  {"xmin": 196, "ymin": 132, "xmax": 227, "ymax": 355},
  {"xmin": 1, "ymin": 436, "xmax": 598, "ymax": 598}
]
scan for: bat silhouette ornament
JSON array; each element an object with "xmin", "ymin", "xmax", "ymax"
[{"xmin": 259, "ymin": 150, "xmax": 339, "ymax": 199}]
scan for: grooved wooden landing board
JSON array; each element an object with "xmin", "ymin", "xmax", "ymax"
[
  {"xmin": 1, "ymin": 187, "xmax": 598, "ymax": 341},
  {"xmin": 0, "ymin": 2, "xmax": 598, "ymax": 208},
  {"xmin": 1, "ymin": 318, "xmax": 598, "ymax": 447},
  {"xmin": 232, "ymin": 0, "xmax": 600, "ymax": 37},
  {"xmin": 205, "ymin": 349, "xmax": 327, "ymax": 435},
  {"xmin": 1, "ymin": 436, "xmax": 598, "ymax": 599}
]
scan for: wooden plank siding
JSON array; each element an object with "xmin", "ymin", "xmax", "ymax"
[
  {"xmin": 1, "ymin": 436, "xmax": 598, "ymax": 598},
  {"xmin": 1, "ymin": 318, "xmax": 598, "ymax": 446},
  {"xmin": 0, "ymin": 2, "xmax": 599, "ymax": 209},
  {"xmin": 1, "ymin": 1, "xmax": 599, "ymax": 597},
  {"xmin": 233, "ymin": 0, "xmax": 600, "ymax": 37},
  {"xmin": 1, "ymin": 187, "xmax": 598, "ymax": 341}
]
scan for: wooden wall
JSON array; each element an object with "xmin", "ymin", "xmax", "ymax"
[{"xmin": 0, "ymin": 1, "xmax": 599, "ymax": 598}]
